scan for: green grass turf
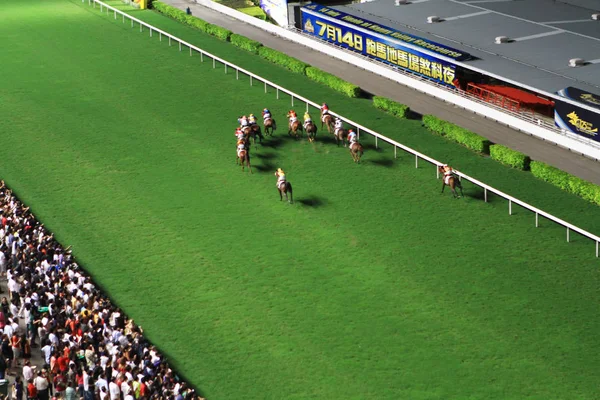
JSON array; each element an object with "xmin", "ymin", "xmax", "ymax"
[{"xmin": 1, "ymin": 0, "xmax": 600, "ymax": 399}]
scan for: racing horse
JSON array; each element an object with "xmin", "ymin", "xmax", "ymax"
[
  {"xmin": 236, "ymin": 143, "xmax": 252, "ymax": 173},
  {"xmin": 248, "ymin": 124, "xmax": 264, "ymax": 145},
  {"xmin": 264, "ymin": 116, "xmax": 276, "ymax": 136},
  {"xmin": 288, "ymin": 119, "xmax": 303, "ymax": 139},
  {"xmin": 305, "ymin": 121, "xmax": 317, "ymax": 142},
  {"xmin": 322, "ymin": 113, "xmax": 334, "ymax": 133},
  {"xmin": 275, "ymin": 173, "xmax": 293, "ymax": 203},
  {"xmin": 438, "ymin": 166, "xmax": 463, "ymax": 198},
  {"xmin": 349, "ymin": 142, "xmax": 363, "ymax": 163},
  {"xmin": 333, "ymin": 127, "xmax": 346, "ymax": 147}
]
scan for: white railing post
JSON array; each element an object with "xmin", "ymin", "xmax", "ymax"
[
  {"xmin": 436, "ymin": 166, "xmax": 440, "ymax": 179},
  {"xmin": 200, "ymin": 52, "xmax": 203, "ymax": 62},
  {"xmin": 394, "ymin": 146, "xmax": 397, "ymax": 159},
  {"xmin": 265, "ymin": 82, "xmax": 267, "ymax": 93},
  {"xmin": 224, "ymin": 64, "xmax": 227, "ymax": 74},
  {"xmin": 149, "ymin": 28, "xmax": 152, "ymax": 38},
  {"xmin": 375, "ymin": 135, "xmax": 378, "ymax": 149},
  {"xmin": 179, "ymin": 42, "xmax": 182, "ymax": 51},
  {"xmin": 236, "ymin": 69, "xmax": 239, "ymax": 80},
  {"xmin": 140, "ymin": 23, "xmax": 142, "ymax": 32},
  {"xmin": 122, "ymin": 14, "xmax": 124, "ymax": 23},
  {"xmin": 415, "ymin": 154, "xmax": 418, "ymax": 168},
  {"xmin": 597, "ymin": 241, "xmax": 599, "ymax": 257},
  {"xmin": 357, "ymin": 128, "xmax": 360, "ymax": 140},
  {"xmin": 306, "ymin": 102, "xmax": 309, "ymax": 112},
  {"xmin": 250, "ymin": 76, "xmax": 253, "ymax": 86},
  {"xmin": 213, "ymin": 58, "xmax": 215, "ymax": 69},
  {"xmin": 276, "ymin": 88, "xmax": 279, "ymax": 99},
  {"xmin": 291, "ymin": 95, "xmax": 293, "ymax": 106},
  {"xmin": 100, "ymin": 4, "xmax": 102, "ymax": 11},
  {"xmin": 509, "ymin": 200, "xmax": 512, "ymax": 215},
  {"xmin": 114, "ymin": 10, "xmax": 116, "ymax": 19},
  {"xmin": 535, "ymin": 212, "xmax": 539, "ymax": 227},
  {"xmin": 190, "ymin": 47, "xmax": 192, "ymax": 56},
  {"xmin": 131, "ymin": 19, "xmax": 133, "ymax": 28},
  {"xmin": 168, "ymin": 37, "xmax": 171, "ymax": 46},
  {"xmin": 159, "ymin": 32, "xmax": 161, "ymax": 41},
  {"xmin": 567, "ymin": 228, "xmax": 570, "ymax": 242},
  {"xmin": 484, "ymin": 188, "xmax": 488, "ymax": 203}
]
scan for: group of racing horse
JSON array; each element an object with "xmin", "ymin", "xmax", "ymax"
[{"xmin": 234, "ymin": 104, "xmax": 464, "ymax": 200}]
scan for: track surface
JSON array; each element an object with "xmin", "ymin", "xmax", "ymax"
[{"xmin": 163, "ymin": 0, "xmax": 600, "ymax": 185}]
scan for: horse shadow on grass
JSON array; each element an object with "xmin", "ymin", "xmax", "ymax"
[
  {"xmin": 254, "ymin": 160, "xmax": 277, "ymax": 173},
  {"xmin": 363, "ymin": 143, "xmax": 384, "ymax": 153},
  {"xmin": 261, "ymin": 136, "xmax": 286, "ymax": 150},
  {"xmin": 368, "ymin": 158, "xmax": 395, "ymax": 168},
  {"xmin": 254, "ymin": 152, "xmax": 277, "ymax": 160},
  {"xmin": 297, "ymin": 195, "xmax": 327, "ymax": 208}
]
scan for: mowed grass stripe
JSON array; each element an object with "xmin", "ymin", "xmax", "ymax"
[{"xmin": 1, "ymin": 1, "xmax": 599, "ymax": 399}]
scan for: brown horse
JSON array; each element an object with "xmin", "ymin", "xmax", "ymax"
[
  {"xmin": 275, "ymin": 175, "xmax": 293, "ymax": 203},
  {"xmin": 321, "ymin": 114, "xmax": 334, "ymax": 133},
  {"xmin": 264, "ymin": 117, "xmax": 276, "ymax": 136},
  {"xmin": 288, "ymin": 120, "xmax": 303, "ymax": 138},
  {"xmin": 248, "ymin": 124, "xmax": 264, "ymax": 145},
  {"xmin": 333, "ymin": 127, "xmax": 346, "ymax": 147},
  {"xmin": 438, "ymin": 166, "xmax": 463, "ymax": 198},
  {"xmin": 349, "ymin": 142, "xmax": 363, "ymax": 163},
  {"xmin": 236, "ymin": 148, "xmax": 252, "ymax": 173},
  {"xmin": 305, "ymin": 121, "xmax": 317, "ymax": 142}
]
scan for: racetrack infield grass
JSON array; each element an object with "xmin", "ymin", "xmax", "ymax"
[{"xmin": 1, "ymin": 1, "xmax": 599, "ymax": 399}]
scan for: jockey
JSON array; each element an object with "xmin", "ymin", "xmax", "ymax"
[
  {"xmin": 442, "ymin": 164, "xmax": 455, "ymax": 185},
  {"xmin": 276, "ymin": 168, "xmax": 286, "ymax": 189},
  {"xmin": 320, "ymin": 103, "xmax": 330, "ymax": 122},
  {"xmin": 288, "ymin": 110, "xmax": 298, "ymax": 127},
  {"xmin": 262, "ymin": 108, "xmax": 271, "ymax": 121},
  {"xmin": 334, "ymin": 117, "xmax": 343, "ymax": 135},
  {"xmin": 347, "ymin": 128, "xmax": 357, "ymax": 147},
  {"xmin": 303, "ymin": 111, "xmax": 313, "ymax": 129},
  {"xmin": 237, "ymin": 139, "xmax": 246, "ymax": 157},
  {"xmin": 239, "ymin": 115, "xmax": 249, "ymax": 127},
  {"xmin": 235, "ymin": 127, "xmax": 245, "ymax": 141},
  {"xmin": 248, "ymin": 114, "xmax": 257, "ymax": 125}
]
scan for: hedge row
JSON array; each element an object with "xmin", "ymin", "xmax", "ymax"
[
  {"xmin": 257, "ymin": 47, "xmax": 307, "ymax": 74},
  {"xmin": 305, "ymin": 67, "xmax": 362, "ymax": 98},
  {"xmin": 373, "ymin": 96, "xmax": 410, "ymax": 119},
  {"xmin": 153, "ymin": 1, "xmax": 232, "ymax": 41},
  {"xmin": 490, "ymin": 144, "xmax": 530, "ymax": 170},
  {"xmin": 531, "ymin": 161, "xmax": 600, "ymax": 206},
  {"xmin": 230, "ymin": 34, "xmax": 262, "ymax": 54},
  {"xmin": 422, "ymin": 115, "xmax": 491, "ymax": 154}
]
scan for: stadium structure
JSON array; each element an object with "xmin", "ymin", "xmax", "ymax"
[{"xmin": 300, "ymin": 0, "xmax": 600, "ymax": 147}]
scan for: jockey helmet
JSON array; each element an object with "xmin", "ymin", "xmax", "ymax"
[
  {"xmin": 349, "ymin": 129, "xmax": 354, "ymax": 132},
  {"xmin": 249, "ymin": 114, "xmax": 255, "ymax": 117},
  {"xmin": 322, "ymin": 103, "xmax": 328, "ymax": 108},
  {"xmin": 277, "ymin": 168, "xmax": 285, "ymax": 175},
  {"xmin": 237, "ymin": 140, "xmax": 244, "ymax": 145},
  {"xmin": 263, "ymin": 108, "xmax": 269, "ymax": 113}
]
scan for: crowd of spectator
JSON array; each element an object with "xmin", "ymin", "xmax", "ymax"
[{"xmin": 0, "ymin": 181, "xmax": 204, "ymax": 400}]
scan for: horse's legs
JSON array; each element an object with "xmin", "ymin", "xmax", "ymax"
[
  {"xmin": 441, "ymin": 182, "xmax": 446, "ymax": 193},
  {"xmin": 278, "ymin": 189, "xmax": 282, "ymax": 201}
]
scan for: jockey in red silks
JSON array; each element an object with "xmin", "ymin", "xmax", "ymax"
[
  {"xmin": 235, "ymin": 127, "xmax": 245, "ymax": 141},
  {"xmin": 347, "ymin": 128, "xmax": 357, "ymax": 148},
  {"xmin": 320, "ymin": 103, "xmax": 330, "ymax": 122},
  {"xmin": 442, "ymin": 164, "xmax": 455, "ymax": 185}
]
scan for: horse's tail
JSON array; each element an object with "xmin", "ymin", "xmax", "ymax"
[
  {"xmin": 286, "ymin": 182, "xmax": 293, "ymax": 193},
  {"xmin": 273, "ymin": 119, "xmax": 277, "ymax": 130}
]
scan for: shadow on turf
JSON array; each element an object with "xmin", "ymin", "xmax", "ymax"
[
  {"xmin": 368, "ymin": 158, "xmax": 395, "ymax": 168},
  {"xmin": 254, "ymin": 152, "xmax": 277, "ymax": 160},
  {"xmin": 254, "ymin": 161, "xmax": 277, "ymax": 173},
  {"xmin": 260, "ymin": 136, "xmax": 286, "ymax": 149},
  {"xmin": 297, "ymin": 195, "xmax": 327, "ymax": 208}
]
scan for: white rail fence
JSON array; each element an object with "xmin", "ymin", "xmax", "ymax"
[{"xmin": 85, "ymin": 0, "xmax": 600, "ymax": 257}]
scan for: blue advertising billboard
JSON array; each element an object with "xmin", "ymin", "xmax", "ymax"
[
  {"xmin": 301, "ymin": 4, "xmax": 470, "ymax": 87},
  {"xmin": 555, "ymin": 99, "xmax": 600, "ymax": 143}
]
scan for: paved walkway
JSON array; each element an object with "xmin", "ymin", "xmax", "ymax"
[{"xmin": 161, "ymin": 0, "xmax": 600, "ymax": 185}]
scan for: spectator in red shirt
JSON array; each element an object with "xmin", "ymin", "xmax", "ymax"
[{"xmin": 26, "ymin": 379, "xmax": 37, "ymax": 400}]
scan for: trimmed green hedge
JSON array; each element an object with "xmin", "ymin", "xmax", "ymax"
[
  {"xmin": 153, "ymin": 2, "xmax": 231, "ymax": 40},
  {"xmin": 530, "ymin": 161, "xmax": 600, "ymax": 206},
  {"xmin": 305, "ymin": 67, "xmax": 361, "ymax": 98},
  {"xmin": 205, "ymin": 23, "xmax": 232, "ymax": 41},
  {"xmin": 230, "ymin": 34, "xmax": 262, "ymax": 54},
  {"xmin": 490, "ymin": 144, "xmax": 530, "ymax": 170},
  {"xmin": 257, "ymin": 47, "xmax": 307, "ymax": 74},
  {"xmin": 373, "ymin": 96, "xmax": 410, "ymax": 119},
  {"xmin": 422, "ymin": 115, "xmax": 491, "ymax": 154}
]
